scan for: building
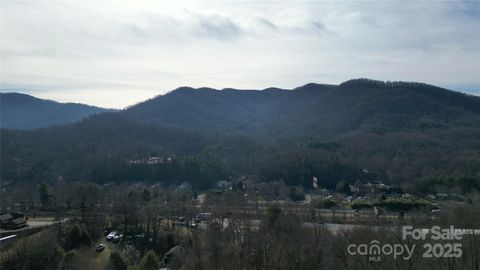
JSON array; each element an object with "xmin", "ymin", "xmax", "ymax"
[
  {"xmin": 216, "ymin": 180, "xmax": 231, "ymax": 190},
  {"xmin": 436, "ymin": 193, "xmax": 449, "ymax": 200},
  {"xmin": 176, "ymin": 183, "xmax": 192, "ymax": 192},
  {"xmin": 0, "ymin": 212, "xmax": 27, "ymax": 230}
]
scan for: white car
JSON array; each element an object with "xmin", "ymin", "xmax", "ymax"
[
  {"xmin": 106, "ymin": 231, "xmax": 118, "ymax": 241},
  {"xmin": 113, "ymin": 233, "xmax": 123, "ymax": 243}
]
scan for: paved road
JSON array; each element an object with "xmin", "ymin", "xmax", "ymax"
[{"xmin": 0, "ymin": 217, "xmax": 68, "ymax": 234}]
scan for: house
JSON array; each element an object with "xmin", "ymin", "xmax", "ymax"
[
  {"xmin": 0, "ymin": 213, "xmax": 13, "ymax": 226},
  {"xmin": 216, "ymin": 180, "xmax": 231, "ymax": 190},
  {"xmin": 436, "ymin": 193, "xmax": 449, "ymax": 200},
  {"xmin": 342, "ymin": 196, "xmax": 354, "ymax": 205},
  {"xmin": 357, "ymin": 181, "xmax": 391, "ymax": 193},
  {"xmin": 349, "ymin": 185, "xmax": 360, "ymax": 193},
  {"xmin": 376, "ymin": 183, "xmax": 391, "ymax": 191},
  {"xmin": 102, "ymin": 182, "xmax": 115, "ymax": 187},
  {"xmin": 362, "ymin": 182, "xmax": 375, "ymax": 193},
  {"xmin": 9, "ymin": 218, "xmax": 27, "ymax": 229},
  {"xmin": 0, "ymin": 212, "xmax": 27, "ymax": 230},
  {"xmin": 176, "ymin": 183, "xmax": 192, "ymax": 192}
]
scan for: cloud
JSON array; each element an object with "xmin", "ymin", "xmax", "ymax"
[
  {"xmin": 1, "ymin": 1, "xmax": 479, "ymax": 108},
  {"xmin": 311, "ymin": 20, "xmax": 327, "ymax": 33},
  {"xmin": 194, "ymin": 15, "xmax": 243, "ymax": 40},
  {"xmin": 257, "ymin": 18, "xmax": 278, "ymax": 30}
]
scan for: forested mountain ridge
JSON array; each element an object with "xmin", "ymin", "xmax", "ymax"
[
  {"xmin": 1, "ymin": 79, "xmax": 479, "ymax": 191},
  {"xmin": 3, "ymin": 79, "xmax": 478, "ymax": 133},
  {"xmin": 0, "ymin": 92, "xmax": 112, "ymax": 129},
  {"xmin": 123, "ymin": 78, "xmax": 480, "ymax": 136}
]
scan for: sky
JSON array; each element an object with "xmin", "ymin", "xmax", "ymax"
[{"xmin": 1, "ymin": 0, "xmax": 479, "ymax": 108}]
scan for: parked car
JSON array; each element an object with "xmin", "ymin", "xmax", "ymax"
[
  {"xmin": 192, "ymin": 217, "xmax": 201, "ymax": 223},
  {"xmin": 113, "ymin": 233, "xmax": 123, "ymax": 243},
  {"xmin": 95, "ymin": 244, "xmax": 105, "ymax": 252},
  {"xmin": 106, "ymin": 231, "xmax": 118, "ymax": 241},
  {"xmin": 189, "ymin": 220, "xmax": 197, "ymax": 228}
]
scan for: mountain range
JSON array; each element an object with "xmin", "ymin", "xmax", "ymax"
[
  {"xmin": 123, "ymin": 79, "xmax": 480, "ymax": 136},
  {"xmin": 3, "ymin": 79, "xmax": 479, "ymax": 134},
  {"xmin": 0, "ymin": 92, "xmax": 111, "ymax": 129},
  {"xmin": 1, "ymin": 79, "xmax": 479, "ymax": 191}
]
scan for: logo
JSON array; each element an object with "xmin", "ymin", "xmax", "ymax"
[
  {"xmin": 347, "ymin": 240, "xmax": 414, "ymax": 261},
  {"xmin": 347, "ymin": 225, "xmax": 463, "ymax": 261}
]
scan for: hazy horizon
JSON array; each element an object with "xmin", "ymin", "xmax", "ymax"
[{"xmin": 1, "ymin": 78, "xmax": 479, "ymax": 109}]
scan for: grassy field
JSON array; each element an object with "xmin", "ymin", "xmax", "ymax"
[{"xmin": 74, "ymin": 239, "xmax": 114, "ymax": 270}]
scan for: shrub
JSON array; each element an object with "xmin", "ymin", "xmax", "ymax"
[
  {"xmin": 110, "ymin": 251, "xmax": 128, "ymax": 270},
  {"xmin": 138, "ymin": 250, "xmax": 161, "ymax": 270},
  {"xmin": 64, "ymin": 223, "xmax": 91, "ymax": 250}
]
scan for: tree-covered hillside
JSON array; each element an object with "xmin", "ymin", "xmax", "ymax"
[
  {"xmin": 1, "ymin": 79, "xmax": 479, "ymax": 192},
  {"xmin": 124, "ymin": 79, "xmax": 480, "ymax": 135},
  {"xmin": 0, "ymin": 92, "xmax": 111, "ymax": 129}
]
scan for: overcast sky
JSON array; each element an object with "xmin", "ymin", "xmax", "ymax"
[{"xmin": 1, "ymin": 0, "xmax": 479, "ymax": 108}]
